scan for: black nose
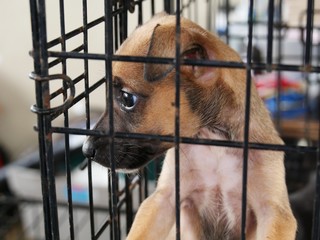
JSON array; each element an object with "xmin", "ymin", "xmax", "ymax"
[{"xmin": 82, "ymin": 138, "xmax": 96, "ymax": 159}]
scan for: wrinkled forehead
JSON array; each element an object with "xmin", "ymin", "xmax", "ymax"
[
  {"xmin": 111, "ymin": 15, "xmax": 179, "ymax": 88},
  {"xmin": 112, "ymin": 60, "xmax": 144, "ymax": 84},
  {"xmin": 114, "ymin": 23, "xmax": 155, "ymax": 57},
  {"xmin": 111, "ymin": 26, "xmax": 153, "ymax": 84}
]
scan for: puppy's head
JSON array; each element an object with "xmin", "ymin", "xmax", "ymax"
[{"xmin": 82, "ymin": 13, "xmax": 243, "ymax": 172}]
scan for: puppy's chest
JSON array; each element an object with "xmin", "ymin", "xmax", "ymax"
[
  {"xmin": 180, "ymin": 143, "xmax": 242, "ymax": 196},
  {"xmin": 180, "ymin": 144, "xmax": 243, "ymax": 238}
]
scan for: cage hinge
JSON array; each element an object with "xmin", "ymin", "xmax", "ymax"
[{"xmin": 113, "ymin": 0, "xmax": 135, "ymax": 13}]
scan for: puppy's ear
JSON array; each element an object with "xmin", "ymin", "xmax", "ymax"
[
  {"xmin": 144, "ymin": 22, "xmax": 217, "ymax": 83},
  {"xmin": 180, "ymin": 44, "xmax": 212, "ymax": 82}
]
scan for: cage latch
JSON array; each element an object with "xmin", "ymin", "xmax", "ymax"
[{"xmin": 29, "ymin": 73, "xmax": 75, "ymax": 116}]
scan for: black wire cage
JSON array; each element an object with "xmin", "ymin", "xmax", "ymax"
[{"xmin": 11, "ymin": 0, "xmax": 319, "ymax": 239}]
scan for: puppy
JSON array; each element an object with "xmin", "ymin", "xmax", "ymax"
[{"xmin": 82, "ymin": 13, "xmax": 297, "ymax": 239}]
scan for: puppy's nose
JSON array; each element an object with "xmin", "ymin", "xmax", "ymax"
[{"xmin": 82, "ymin": 138, "xmax": 95, "ymax": 159}]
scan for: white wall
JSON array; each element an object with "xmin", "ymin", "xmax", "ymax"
[{"xmin": 0, "ymin": 1, "xmax": 36, "ymax": 160}]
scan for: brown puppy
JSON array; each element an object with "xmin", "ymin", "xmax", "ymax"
[{"xmin": 82, "ymin": 13, "xmax": 297, "ymax": 239}]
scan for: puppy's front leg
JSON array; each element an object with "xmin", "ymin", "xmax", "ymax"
[
  {"xmin": 127, "ymin": 190, "xmax": 175, "ymax": 240},
  {"xmin": 249, "ymin": 153, "xmax": 297, "ymax": 240},
  {"xmin": 255, "ymin": 203, "xmax": 297, "ymax": 240}
]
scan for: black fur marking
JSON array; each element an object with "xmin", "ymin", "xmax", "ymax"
[{"xmin": 185, "ymin": 79, "xmax": 236, "ymax": 140}]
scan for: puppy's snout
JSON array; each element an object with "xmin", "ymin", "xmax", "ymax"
[{"xmin": 82, "ymin": 137, "xmax": 96, "ymax": 159}]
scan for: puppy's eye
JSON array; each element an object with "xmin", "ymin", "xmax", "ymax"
[{"xmin": 117, "ymin": 89, "xmax": 138, "ymax": 111}]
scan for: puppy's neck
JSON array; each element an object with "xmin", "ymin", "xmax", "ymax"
[{"xmin": 189, "ymin": 127, "xmax": 240, "ymax": 157}]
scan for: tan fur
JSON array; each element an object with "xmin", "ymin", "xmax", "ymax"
[{"xmin": 83, "ymin": 13, "xmax": 297, "ymax": 239}]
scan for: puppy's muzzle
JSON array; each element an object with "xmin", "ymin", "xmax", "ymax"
[
  {"xmin": 83, "ymin": 135, "xmax": 166, "ymax": 172},
  {"xmin": 82, "ymin": 113, "xmax": 168, "ymax": 172}
]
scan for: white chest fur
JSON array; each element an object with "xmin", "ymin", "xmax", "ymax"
[
  {"xmin": 180, "ymin": 138, "xmax": 242, "ymax": 193},
  {"xmin": 158, "ymin": 128, "xmax": 244, "ymax": 238}
]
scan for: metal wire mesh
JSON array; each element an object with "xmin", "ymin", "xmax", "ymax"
[{"xmin": 0, "ymin": 0, "xmax": 318, "ymax": 239}]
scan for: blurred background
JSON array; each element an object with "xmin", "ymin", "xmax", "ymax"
[{"xmin": 0, "ymin": 0, "xmax": 319, "ymax": 239}]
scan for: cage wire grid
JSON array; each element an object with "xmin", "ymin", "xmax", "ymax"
[{"xmin": 25, "ymin": 0, "xmax": 320, "ymax": 239}]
